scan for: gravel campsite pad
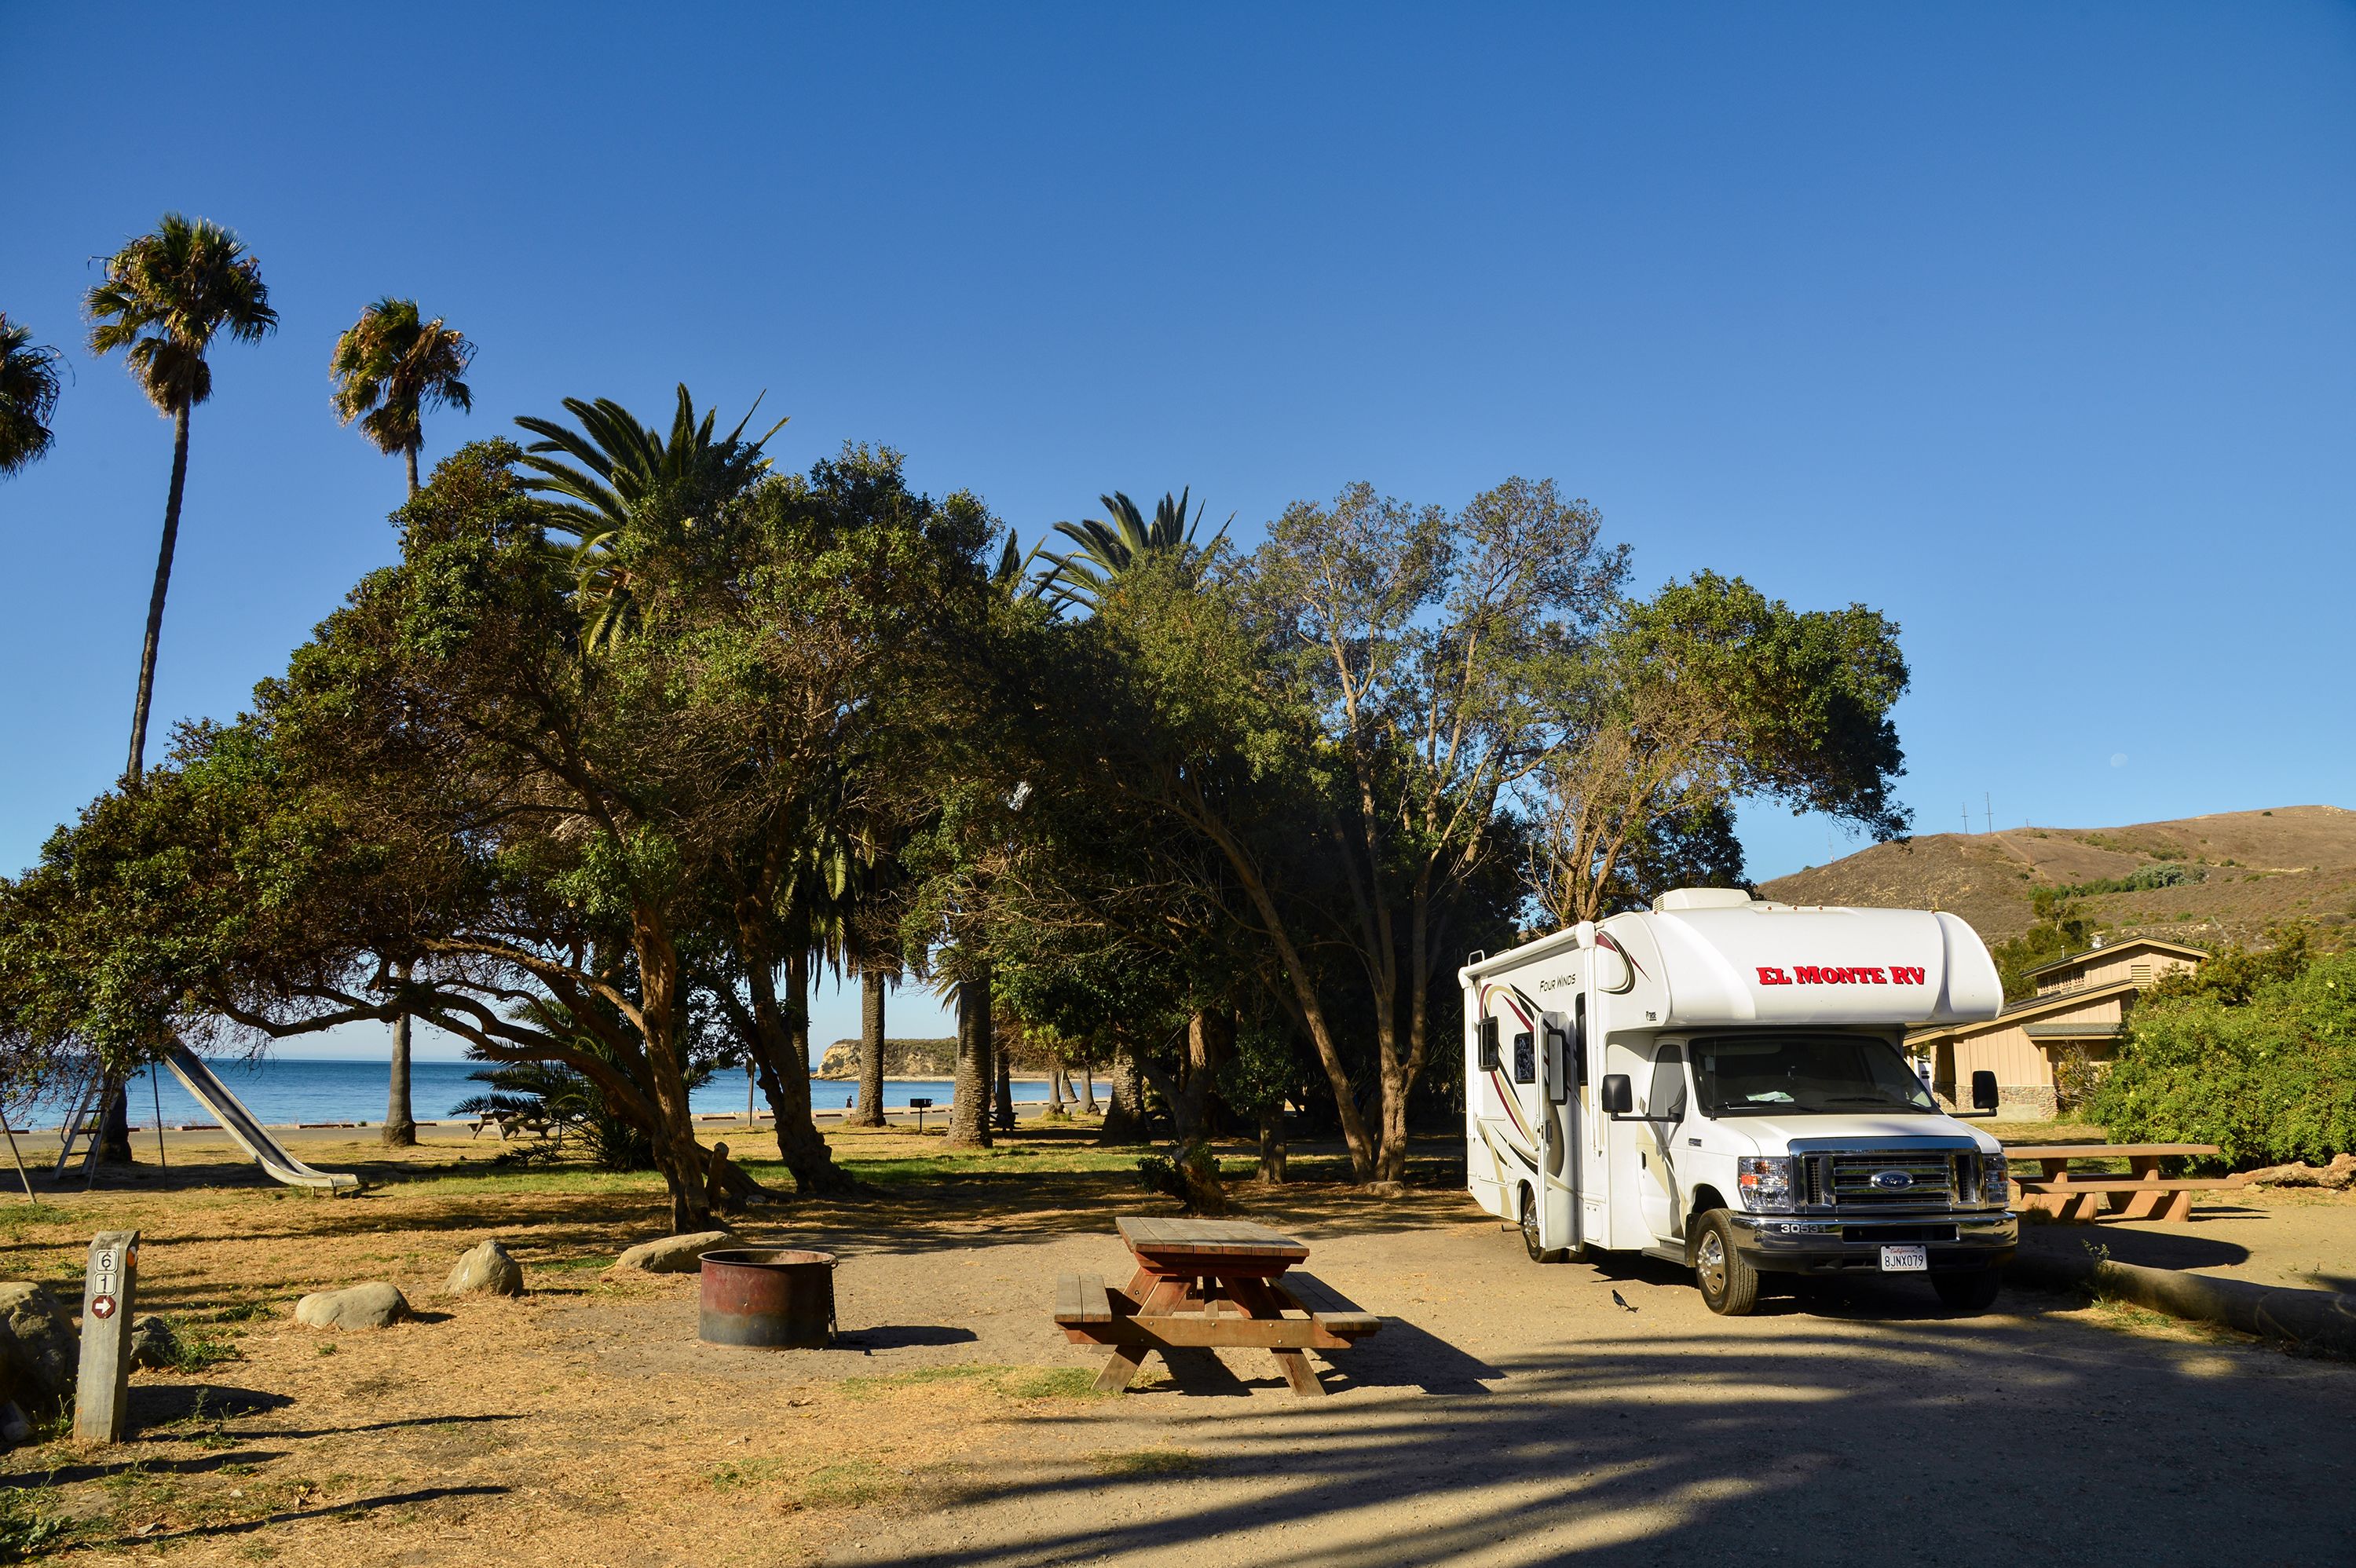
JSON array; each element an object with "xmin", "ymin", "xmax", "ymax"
[{"xmin": 3, "ymin": 1125, "xmax": 2354, "ymax": 1565}]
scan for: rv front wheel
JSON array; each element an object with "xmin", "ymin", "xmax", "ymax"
[
  {"xmin": 1931, "ymin": 1267, "xmax": 2002, "ymax": 1313},
  {"xmin": 1692, "ymin": 1211, "xmax": 1760, "ymax": 1316},
  {"xmin": 1519, "ymin": 1186, "xmax": 1561, "ymax": 1263}
]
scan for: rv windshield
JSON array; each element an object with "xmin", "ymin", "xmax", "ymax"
[{"xmin": 1691, "ymin": 1034, "xmax": 1936, "ymax": 1117}]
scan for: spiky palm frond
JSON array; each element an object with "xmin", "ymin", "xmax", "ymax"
[
  {"xmin": 328, "ymin": 297, "xmax": 474, "ymax": 462},
  {"xmin": 84, "ymin": 214, "xmax": 276, "ymax": 415},
  {"xmin": 514, "ymin": 385, "xmax": 787, "ymax": 652},
  {"xmin": 514, "ymin": 384, "xmax": 785, "ymax": 542},
  {"xmin": 0, "ymin": 314, "xmax": 63, "ymax": 477},
  {"xmin": 1035, "ymin": 487, "xmax": 1227, "ymax": 612}
]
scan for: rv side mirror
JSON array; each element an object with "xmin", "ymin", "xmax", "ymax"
[
  {"xmin": 1970, "ymin": 1070, "xmax": 1999, "ymax": 1113},
  {"xmin": 1600, "ymin": 1074, "xmax": 1633, "ymax": 1117}
]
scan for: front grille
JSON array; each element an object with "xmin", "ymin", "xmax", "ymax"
[
  {"xmin": 1842, "ymin": 1224, "xmax": 1958, "ymax": 1244},
  {"xmin": 1819, "ymin": 1153, "xmax": 1958, "ymax": 1207}
]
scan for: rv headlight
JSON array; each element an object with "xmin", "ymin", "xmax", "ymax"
[
  {"xmin": 1981, "ymin": 1153, "xmax": 2010, "ymax": 1206},
  {"xmin": 1736, "ymin": 1157, "xmax": 1794, "ymax": 1213}
]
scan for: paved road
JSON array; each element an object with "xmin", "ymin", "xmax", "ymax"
[{"xmin": 789, "ymin": 1204, "xmax": 2356, "ymax": 1568}]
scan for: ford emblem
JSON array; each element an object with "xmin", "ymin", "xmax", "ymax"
[{"xmin": 1871, "ymin": 1169, "xmax": 1914, "ymax": 1190}]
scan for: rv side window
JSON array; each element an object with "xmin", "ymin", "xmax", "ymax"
[
  {"xmin": 1513, "ymin": 1031, "xmax": 1535, "ymax": 1084},
  {"xmin": 1647, "ymin": 1045, "xmax": 1687, "ymax": 1124},
  {"xmin": 1477, "ymin": 1015, "xmax": 1500, "ymax": 1072}
]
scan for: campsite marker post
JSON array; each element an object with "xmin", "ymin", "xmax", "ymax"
[{"xmin": 74, "ymin": 1230, "xmax": 140, "ymax": 1442}]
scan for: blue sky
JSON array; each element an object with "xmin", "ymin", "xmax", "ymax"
[{"xmin": 5, "ymin": 3, "xmax": 2352, "ymax": 1058}]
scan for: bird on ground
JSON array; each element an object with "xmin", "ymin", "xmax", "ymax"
[{"xmin": 1611, "ymin": 1289, "xmax": 1636, "ymax": 1311}]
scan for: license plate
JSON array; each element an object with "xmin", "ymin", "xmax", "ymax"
[{"xmin": 1880, "ymin": 1245, "xmax": 1927, "ymax": 1273}]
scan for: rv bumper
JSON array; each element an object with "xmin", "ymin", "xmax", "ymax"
[{"xmin": 1728, "ymin": 1212, "xmax": 2017, "ymax": 1274}]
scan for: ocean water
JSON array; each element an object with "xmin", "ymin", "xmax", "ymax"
[{"xmin": 14, "ymin": 1057, "xmax": 1044, "ymax": 1130}]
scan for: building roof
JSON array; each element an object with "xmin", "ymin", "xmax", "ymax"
[
  {"xmin": 2023, "ymin": 936, "xmax": 2210, "ymax": 980},
  {"xmin": 1905, "ymin": 978, "xmax": 2142, "ymax": 1045}
]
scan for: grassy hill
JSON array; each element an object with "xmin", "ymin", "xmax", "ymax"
[{"xmin": 1758, "ymin": 805, "xmax": 2356, "ymax": 947}]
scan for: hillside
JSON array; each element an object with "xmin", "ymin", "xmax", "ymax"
[{"xmin": 1758, "ymin": 805, "xmax": 2356, "ymax": 947}]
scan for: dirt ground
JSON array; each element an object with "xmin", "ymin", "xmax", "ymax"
[{"xmin": 5, "ymin": 1125, "xmax": 2355, "ymax": 1566}]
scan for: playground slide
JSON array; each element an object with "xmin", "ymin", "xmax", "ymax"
[{"xmin": 163, "ymin": 1044, "xmax": 363, "ymax": 1195}]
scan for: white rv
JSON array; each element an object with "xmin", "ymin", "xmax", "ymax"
[{"xmin": 1461, "ymin": 889, "xmax": 2015, "ymax": 1315}]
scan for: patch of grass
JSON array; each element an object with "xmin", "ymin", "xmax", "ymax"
[
  {"xmin": 2083, "ymin": 1295, "xmax": 2252, "ymax": 1347},
  {"xmin": 997, "ymin": 1367, "xmax": 1106, "ymax": 1400},
  {"xmin": 707, "ymin": 1458, "xmax": 782, "ymax": 1491},
  {"xmin": 796, "ymin": 1460, "xmax": 899, "ymax": 1510},
  {"xmin": 1088, "ymin": 1448, "xmax": 1199, "ymax": 1476},
  {"xmin": 534, "ymin": 1254, "xmax": 616, "ymax": 1272},
  {"xmin": 314, "ymin": 1341, "xmax": 337, "ymax": 1357},
  {"xmin": 841, "ymin": 1361, "xmax": 1008, "ymax": 1398},
  {"xmin": 0, "ymin": 1487, "xmax": 76, "ymax": 1563},
  {"xmin": 164, "ymin": 1390, "xmax": 240, "ymax": 1450},
  {"xmin": 100, "ymin": 1460, "xmax": 180, "ymax": 1512},
  {"xmin": 161, "ymin": 1321, "xmax": 245, "ymax": 1372}
]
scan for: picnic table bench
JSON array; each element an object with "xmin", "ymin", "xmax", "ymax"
[
  {"xmin": 468, "ymin": 1107, "xmax": 556, "ymax": 1142},
  {"xmin": 2007, "ymin": 1142, "xmax": 2222, "ymax": 1223},
  {"xmin": 1052, "ymin": 1216, "xmax": 1381, "ymax": 1397}
]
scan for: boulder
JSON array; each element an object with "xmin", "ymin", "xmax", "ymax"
[
  {"xmin": 615, "ymin": 1230, "xmax": 736, "ymax": 1274},
  {"xmin": 129, "ymin": 1314, "xmax": 179, "ymax": 1370},
  {"xmin": 444, "ymin": 1240, "xmax": 525, "ymax": 1298},
  {"xmin": 0, "ymin": 1284, "xmax": 76, "ymax": 1410},
  {"xmin": 292, "ymin": 1282, "xmax": 411, "ymax": 1330}
]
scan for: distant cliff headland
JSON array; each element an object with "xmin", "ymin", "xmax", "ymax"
[{"xmin": 814, "ymin": 1038, "xmax": 1063, "ymax": 1079}]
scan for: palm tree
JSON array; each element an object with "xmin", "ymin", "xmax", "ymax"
[
  {"xmin": 329, "ymin": 298, "xmax": 474, "ymax": 497},
  {"xmin": 514, "ymin": 385, "xmax": 786, "ymax": 651},
  {"xmin": 329, "ymin": 299, "xmax": 474, "ymax": 1147},
  {"xmin": 85, "ymin": 214, "xmax": 277, "ymax": 782},
  {"xmin": 1035, "ymin": 488, "xmax": 1227, "ymax": 612},
  {"xmin": 0, "ymin": 314, "xmax": 64, "ymax": 477}
]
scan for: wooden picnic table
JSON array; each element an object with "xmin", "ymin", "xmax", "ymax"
[
  {"xmin": 1052, "ymin": 1216, "xmax": 1381, "ymax": 1397},
  {"xmin": 2007, "ymin": 1142, "xmax": 2222, "ymax": 1223}
]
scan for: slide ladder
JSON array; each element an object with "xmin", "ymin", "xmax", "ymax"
[
  {"xmin": 47, "ymin": 1067, "xmax": 105, "ymax": 1186},
  {"xmin": 162, "ymin": 1045, "xmax": 362, "ymax": 1196}
]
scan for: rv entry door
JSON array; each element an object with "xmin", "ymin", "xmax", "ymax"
[
  {"xmin": 1539, "ymin": 1020, "xmax": 1579, "ymax": 1252},
  {"xmin": 1638, "ymin": 1044, "xmax": 1687, "ymax": 1243}
]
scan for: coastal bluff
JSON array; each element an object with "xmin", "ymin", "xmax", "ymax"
[
  {"xmin": 813, "ymin": 1037, "xmax": 1063, "ymax": 1079},
  {"xmin": 814, "ymin": 1038, "xmax": 958, "ymax": 1079}
]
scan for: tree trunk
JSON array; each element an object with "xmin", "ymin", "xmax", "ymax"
[
  {"xmin": 1258, "ymin": 1109, "xmax": 1286, "ymax": 1182},
  {"xmin": 946, "ymin": 963, "xmax": 993, "ymax": 1147},
  {"xmin": 1081, "ymin": 1065, "xmax": 1099, "ymax": 1115},
  {"xmin": 847, "ymin": 970, "xmax": 887, "ymax": 1128},
  {"xmin": 126, "ymin": 404, "xmax": 191, "ymax": 783},
  {"xmin": 387, "ymin": 448, "xmax": 423, "ymax": 1146},
  {"xmin": 742, "ymin": 927, "xmax": 851, "ymax": 1193},
  {"xmin": 1376, "ymin": 1061, "xmax": 1413, "ymax": 1186},
  {"xmin": 1180, "ymin": 1008, "xmax": 1233, "ymax": 1146},
  {"xmin": 631, "ymin": 917, "xmax": 715, "ymax": 1234},
  {"xmin": 96, "ymin": 1078, "xmax": 134, "ymax": 1165},
  {"xmin": 382, "ymin": 959, "xmax": 417, "ymax": 1146},
  {"xmin": 1044, "ymin": 1063, "xmax": 1070, "ymax": 1119},
  {"xmin": 1098, "ymin": 1044, "xmax": 1148, "ymax": 1145},
  {"xmin": 993, "ymin": 1049, "xmax": 1016, "ymax": 1132}
]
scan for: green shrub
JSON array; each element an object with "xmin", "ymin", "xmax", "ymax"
[{"xmin": 2089, "ymin": 948, "xmax": 2356, "ymax": 1169}]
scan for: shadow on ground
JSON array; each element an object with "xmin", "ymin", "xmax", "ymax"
[{"xmin": 841, "ymin": 1296, "xmax": 2351, "ymax": 1567}]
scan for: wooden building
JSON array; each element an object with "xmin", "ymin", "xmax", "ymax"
[{"xmin": 1908, "ymin": 936, "xmax": 2207, "ymax": 1117}]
